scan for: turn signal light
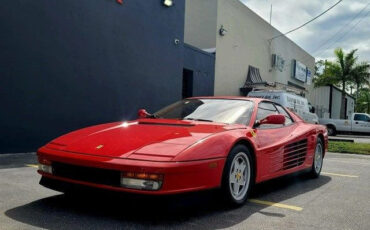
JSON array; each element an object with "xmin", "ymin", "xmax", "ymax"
[
  {"xmin": 120, "ymin": 172, "xmax": 163, "ymax": 190},
  {"xmin": 38, "ymin": 157, "xmax": 52, "ymax": 166},
  {"xmin": 122, "ymin": 172, "xmax": 163, "ymax": 181}
]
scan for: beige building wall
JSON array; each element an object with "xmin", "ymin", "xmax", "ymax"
[
  {"xmin": 215, "ymin": 0, "xmax": 315, "ymax": 95},
  {"xmin": 184, "ymin": 0, "xmax": 218, "ymax": 49},
  {"xmin": 184, "ymin": 0, "xmax": 315, "ymax": 96}
]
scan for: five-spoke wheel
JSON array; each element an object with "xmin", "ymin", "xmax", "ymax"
[
  {"xmin": 222, "ymin": 145, "xmax": 254, "ymax": 205},
  {"xmin": 229, "ymin": 152, "xmax": 251, "ymax": 201}
]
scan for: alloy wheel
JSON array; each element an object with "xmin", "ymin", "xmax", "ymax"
[
  {"xmin": 314, "ymin": 143, "xmax": 323, "ymax": 174},
  {"xmin": 229, "ymin": 152, "xmax": 251, "ymax": 201}
]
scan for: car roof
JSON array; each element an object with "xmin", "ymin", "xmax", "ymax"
[{"xmin": 187, "ymin": 96, "xmax": 267, "ymax": 103}]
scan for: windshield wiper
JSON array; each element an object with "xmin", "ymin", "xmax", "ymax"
[
  {"xmin": 148, "ymin": 114, "xmax": 160, "ymax": 119},
  {"xmin": 184, "ymin": 118, "xmax": 213, "ymax": 122}
]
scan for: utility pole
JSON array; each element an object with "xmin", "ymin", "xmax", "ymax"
[{"xmin": 269, "ymin": 4, "xmax": 272, "ymax": 25}]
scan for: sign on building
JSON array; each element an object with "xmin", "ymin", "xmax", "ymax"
[
  {"xmin": 306, "ymin": 69, "xmax": 312, "ymax": 85},
  {"xmin": 292, "ymin": 60, "xmax": 307, "ymax": 82}
]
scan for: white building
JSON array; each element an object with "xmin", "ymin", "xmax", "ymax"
[
  {"xmin": 184, "ymin": 0, "xmax": 315, "ymax": 96},
  {"xmin": 310, "ymin": 85, "xmax": 355, "ymax": 119}
]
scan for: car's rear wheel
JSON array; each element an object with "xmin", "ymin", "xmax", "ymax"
[
  {"xmin": 222, "ymin": 145, "xmax": 254, "ymax": 205},
  {"xmin": 309, "ymin": 138, "xmax": 324, "ymax": 178}
]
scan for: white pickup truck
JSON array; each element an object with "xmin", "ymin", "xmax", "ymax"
[{"xmin": 319, "ymin": 113, "xmax": 370, "ymax": 136}]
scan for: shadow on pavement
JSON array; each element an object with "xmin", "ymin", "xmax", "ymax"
[{"xmin": 5, "ymin": 173, "xmax": 331, "ymax": 229}]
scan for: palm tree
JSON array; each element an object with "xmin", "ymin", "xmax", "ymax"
[
  {"xmin": 316, "ymin": 48, "xmax": 363, "ymax": 119},
  {"xmin": 351, "ymin": 62, "xmax": 370, "ymax": 99}
]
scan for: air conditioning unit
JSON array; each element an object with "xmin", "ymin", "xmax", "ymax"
[{"xmin": 271, "ymin": 54, "xmax": 285, "ymax": 72}]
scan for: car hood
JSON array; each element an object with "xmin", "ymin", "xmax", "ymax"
[{"xmin": 44, "ymin": 119, "xmax": 245, "ymax": 161}]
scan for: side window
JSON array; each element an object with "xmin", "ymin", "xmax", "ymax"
[
  {"xmin": 275, "ymin": 104, "xmax": 294, "ymax": 125},
  {"xmin": 256, "ymin": 102, "xmax": 281, "ymax": 129},
  {"xmin": 354, "ymin": 114, "xmax": 369, "ymax": 121}
]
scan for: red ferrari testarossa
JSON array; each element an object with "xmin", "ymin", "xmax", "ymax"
[{"xmin": 37, "ymin": 97, "xmax": 328, "ymax": 204}]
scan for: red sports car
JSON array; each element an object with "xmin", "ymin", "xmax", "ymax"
[{"xmin": 37, "ymin": 97, "xmax": 328, "ymax": 205}]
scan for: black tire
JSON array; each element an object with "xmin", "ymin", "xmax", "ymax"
[
  {"xmin": 221, "ymin": 145, "xmax": 254, "ymax": 206},
  {"xmin": 309, "ymin": 138, "xmax": 324, "ymax": 178},
  {"xmin": 326, "ymin": 125, "xmax": 336, "ymax": 136}
]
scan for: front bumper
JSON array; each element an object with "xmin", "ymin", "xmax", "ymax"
[{"xmin": 37, "ymin": 147, "xmax": 226, "ymax": 195}]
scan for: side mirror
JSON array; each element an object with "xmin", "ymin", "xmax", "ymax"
[
  {"xmin": 258, "ymin": 114, "xmax": 285, "ymax": 126},
  {"xmin": 138, "ymin": 109, "xmax": 151, "ymax": 119}
]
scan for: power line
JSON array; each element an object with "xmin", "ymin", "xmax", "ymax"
[
  {"xmin": 312, "ymin": 1, "xmax": 370, "ymax": 55},
  {"xmin": 284, "ymin": 1, "xmax": 370, "ymax": 66},
  {"xmin": 269, "ymin": 0, "xmax": 344, "ymax": 41},
  {"xmin": 315, "ymin": 7, "xmax": 370, "ymax": 58}
]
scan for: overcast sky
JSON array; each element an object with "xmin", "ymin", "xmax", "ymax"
[{"xmin": 240, "ymin": 0, "xmax": 370, "ymax": 62}]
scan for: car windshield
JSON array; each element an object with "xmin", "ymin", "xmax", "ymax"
[{"xmin": 154, "ymin": 99, "xmax": 254, "ymax": 125}]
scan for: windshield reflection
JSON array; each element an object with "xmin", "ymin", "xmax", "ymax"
[{"xmin": 154, "ymin": 99, "xmax": 254, "ymax": 125}]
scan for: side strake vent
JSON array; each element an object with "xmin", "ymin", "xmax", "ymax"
[{"xmin": 283, "ymin": 139, "xmax": 308, "ymax": 170}]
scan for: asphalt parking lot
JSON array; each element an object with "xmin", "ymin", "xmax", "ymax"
[{"xmin": 0, "ymin": 152, "xmax": 369, "ymax": 230}]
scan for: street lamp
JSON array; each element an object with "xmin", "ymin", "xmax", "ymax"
[
  {"xmin": 219, "ymin": 25, "xmax": 227, "ymax": 36},
  {"xmin": 163, "ymin": 0, "xmax": 173, "ymax": 7}
]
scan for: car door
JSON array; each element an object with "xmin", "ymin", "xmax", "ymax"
[
  {"xmin": 352, "ymin": 114, "xmax": 370, "ymax": 133},
  {"xmin": 254, "ymin": 102, "xmax": 296, "ymax": 179}
]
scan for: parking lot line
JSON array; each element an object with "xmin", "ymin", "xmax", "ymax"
[
  {"xmin": 321, "ymin": 172, "xmax": 359, "ymax": 178},
  {"xmin": 325, "ymin": 159, "xmax": 370, "ymax": 166},
  {"xmin": 26, "ymin": 164, "xmax": 38, "ymax": 168},
  {"xmin": 248, "ymin": 199, "xmax": 303, "ymax": 211}
]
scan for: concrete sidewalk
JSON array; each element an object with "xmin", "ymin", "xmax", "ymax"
[{"xmin": 329, "ymin": 134, "xmax": 370, "ymax": 144}]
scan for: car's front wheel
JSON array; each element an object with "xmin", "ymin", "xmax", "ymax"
[{"xmin": 222, "ymin": 145, "xmax": 254, "ymax": 205}]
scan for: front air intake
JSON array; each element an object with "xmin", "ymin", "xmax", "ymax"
[{"xmin": 282, "ymin": 139, "xmax": 308, "ymax": 170}]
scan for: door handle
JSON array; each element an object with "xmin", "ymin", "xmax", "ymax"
[{"xmin": 355, "ymin": 122, "xmax": 359, "ymax": 124}]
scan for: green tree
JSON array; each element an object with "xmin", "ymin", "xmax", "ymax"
[
  {"xmin": 314, "ymin": 48, "xmax": 366, "ymax": 119},
  {"xmin": 314, "ymin": 59, "xmax": 325, "ymax": 76},
  {"xmin": 351, "ymin": 62, "xmax": 370, "ymax": 99},
  {"xmin": 313, "ymin": 60, "xmax": 337, "ymax": 86},
  {"xmin": 355, "ymin": 88, "xmax": 370, "ymax": 114}
]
